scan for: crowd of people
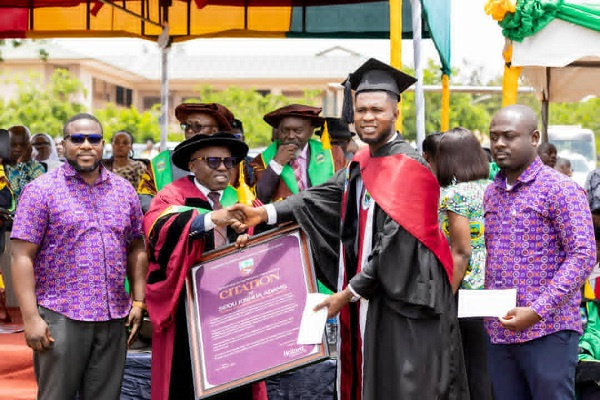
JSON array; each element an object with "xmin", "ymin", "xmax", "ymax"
[{"xmin": 0, "ymin": 57, "xmax": 598, "ymax": 400}]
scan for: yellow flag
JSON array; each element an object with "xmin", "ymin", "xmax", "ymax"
[
  {"xmin": 237, "ymin": 161, "xmax": 255, "ymax": 206},
  {"xmin": 321, "ymin": 122, "xmax": 331, "ymax": 150}
]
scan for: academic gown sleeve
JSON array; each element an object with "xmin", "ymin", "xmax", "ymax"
[{"xmin": 273, "ymin": 170, "xmax": 346, "ymax": 292}]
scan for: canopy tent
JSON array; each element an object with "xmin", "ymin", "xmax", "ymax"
[
  {"xmin": 0, "ymin": 0, "xmax": 451, "ymax": 149},
  {"xmin": 486, "ymin": 0, "xmax": 600, "ymax": 140}
]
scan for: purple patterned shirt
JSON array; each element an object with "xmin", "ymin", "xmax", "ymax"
[
  {"xmin": 11, "ymin": 163, "xmax": 144, "ymax": 321},
  {"xmin": 484, "ymin": 157, "xmax": 595, "ymax": 344}
]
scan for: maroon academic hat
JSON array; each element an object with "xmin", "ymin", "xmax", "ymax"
[
  {"xmin": 174, "ymin": 103, "xmax": 235, "ymax": 132},
  {"xmin": 263, "ymin": 104, "xmax": 325, "ymax": 129}
]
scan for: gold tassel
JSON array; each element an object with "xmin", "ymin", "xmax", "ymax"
[{"xmin": 321, "ymin": 122, "xmax": 332, "ymax": 150}]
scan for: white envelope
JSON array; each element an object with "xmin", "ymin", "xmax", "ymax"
[
  {"xmin": 297, "ymin": 293, "xmax": 329, "ymax": 345},
  {"xmin": 458, "ymin": 289, "xmax": 517, "ymax": 318}
]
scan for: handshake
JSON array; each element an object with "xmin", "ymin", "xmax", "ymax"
[{"xmin": 209, "ymin": 204, "xmax": 269, "ymax": 233}]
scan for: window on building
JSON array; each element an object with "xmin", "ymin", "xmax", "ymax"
[
  {"xmin": 281, "ymin": 90, "xmax": 304, "ymax": 98},
  {"xmin": 116, "ymin": 86, "xmax": 133, "ymax": 107},
  {"xmin": 142, "ymin": 96, "xmax": 161, "ymax": 110}
]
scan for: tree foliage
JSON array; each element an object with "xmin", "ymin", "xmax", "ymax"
[
  {"xmin": 0, "ymin": 68, "xmax": 86, "ymax": 136},
  {"xmin": 94, "ymin": 104, "xmax": 162, "ymax": 143},
  {"xmin": 2, "ymin": 63, "xmax": 600, "ymax": 153}
]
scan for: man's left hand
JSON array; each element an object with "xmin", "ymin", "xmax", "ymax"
[
  {"xmin": 314, "ymin": 288, "xmax": 354, "ymax": 319},
  {"xmin": 234, "ymin": 234, "xmax": 249, "ymax": 249},
  {"xmin": 126, "ymin": 306, "xmax": 144, "ymax": 347},
  {"xmin": 499, "ymin": 307, "xmax": 542, "ymax": 332}
]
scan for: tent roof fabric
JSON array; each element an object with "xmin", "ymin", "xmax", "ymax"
[
  {"xmin": 0, "ymin": 0, "xmax": 451, "ymax": 75},
  {"xmin": 512, "ymin": 19, "xmax": 600, "ymax": 102}
]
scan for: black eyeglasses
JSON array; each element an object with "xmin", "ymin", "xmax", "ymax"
[
  {"xmin": 181, "ymin": 122, "xmax": 218, "ymax": 133},
  {"xmin": 65, "ymin": 133, "xmax": 103, "ymax": 145},
  {"xmin": 192, "ymin": 156, "xmax": 238, "ymax": 170}
]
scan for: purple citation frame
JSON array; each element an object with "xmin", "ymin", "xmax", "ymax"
[{"xmin": 184, "ymin": 224, "xmax": 329, "ymax": 399}]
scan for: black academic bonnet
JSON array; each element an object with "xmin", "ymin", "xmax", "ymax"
[
  {"xmin": 317, "ymin": 117, "xmax": 355, "ymax": 139},
  {"xmin": 341, "ymin": 58, "xmax": 417, "ymax": 124},
  {"xmin": 171, "ymin": 132, "xmax": 249, "ymax": 172}
]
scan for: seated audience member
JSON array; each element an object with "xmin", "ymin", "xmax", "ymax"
[
  {"xmin": 102, "ymin": 130, "xmax": 148, "ymax": 189},
  {"xmin": 141, "ymin": 137, "xmax": 159, "ymax": 160},
  {"xmin": 6, "ymin": 125, "xmax": 45, "ymax": 204},
  {"xmin": 54, "ymin": 136, "xmax": 65, "ymax": 159},
  {"xmin": 31, "ymin": 132, "xmax": 63, "ymax": 171},
  {"xmin": 421, "ymin": 132, "xmax": 442, "ymax": 171},
  {"xmin": 229, "ymin": 118, "xmax": 256, "ymax": 188},
  {"xmin": 537, "ymin": 141, "xmax": 558, "ymax": 168},
  {"xmin": 555, "ymin": 157, "xmax": 572, "ymax": 177}
]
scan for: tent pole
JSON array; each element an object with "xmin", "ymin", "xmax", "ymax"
[
  {"xmin": 541, "ymin": 67, "xmax": 550, "ymax": 143},
  {"xmin": 541, "ymin": 98, "xmax": 549, "ymax": 143},
  {"xmin": 158, "ymin": 26, "xmax": 170, "ymax": 152},
  {"xmin": 160, "ymin": 46, "xmax": 170, "ymax": 151},
  {"xmin": 411, "ymin": 0, "xmax": 425, "ymax": 151}
]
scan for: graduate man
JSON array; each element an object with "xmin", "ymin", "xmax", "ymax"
[
  {"xmin": 230, "ymin": 59, "xmax": 468, "ymax": 400},
  {"xmin": 143, "ymin": 133, "xmax": 266, "ymax": 400}
]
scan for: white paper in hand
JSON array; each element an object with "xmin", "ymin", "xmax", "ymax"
[
  {"xmin": 297, "ymin": 293, "xmax": 329, "ymax": 345},
  {"xmin": 458, "ymin": 289, "xmax": 517, "ymax": 318}
]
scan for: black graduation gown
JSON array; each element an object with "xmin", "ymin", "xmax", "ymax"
[{"xmin": 273, "ymin": 137, "xmax": 469, "ymax": 400}]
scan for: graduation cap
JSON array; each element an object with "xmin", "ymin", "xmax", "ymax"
[{"xmin": 341, "ymin": 58, "xmax": 417, "ymax": 124}]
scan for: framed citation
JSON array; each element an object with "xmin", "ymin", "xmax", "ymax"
[{"xmin": 185, "ymin": 224, "xmax": 329, "ymax": 399}]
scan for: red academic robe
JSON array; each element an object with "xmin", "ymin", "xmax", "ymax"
[{"xmin": 144, "ymin": 177, "xmax": 267, "ymax": 400}]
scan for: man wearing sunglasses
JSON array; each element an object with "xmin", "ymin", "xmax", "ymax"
[
  {"xmin": 137, "ymin": 102, "xmax": 235, "ymax": 213},
  {"xmin": 10, "ymin": 113, "xmax": 148, "ymax": 400},
  {"xmin": 250, "ymin": 104, "xmax": 346, "ymax": 206},
  {"xmin": 143, "ymin": 133, "xmax": 266, "ymax": 400}
]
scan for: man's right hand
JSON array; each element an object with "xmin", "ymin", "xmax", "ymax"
[
  {"xmin": 273, "ymin": 144, "xmax": 298, "ymax": 166},
  {"xmin": 24, "ymin": 315, "xmax": 54, "ymax": 352}
]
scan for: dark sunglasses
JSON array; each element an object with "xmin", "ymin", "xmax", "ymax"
[
  {"xmin": 192, "ymin": 156, "xmax": 238, "ymax": 170},
  {"xmin": 65, "ymin": 133, "xmax": 103, "ymax": 145},
  {"xmin": 181, "ymin": 122, "xmax": 217, "ymax": 133}
]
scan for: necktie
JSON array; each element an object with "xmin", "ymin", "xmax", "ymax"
[
  {"xmin": 291, "ymin": 159, "xmax": 305, "ymax": 191},
  {"xmin": 208, "ymin": 191, "xmax": 227, "ymax": 248}
]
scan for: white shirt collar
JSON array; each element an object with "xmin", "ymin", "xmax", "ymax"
[{"xmin": 193, "ymin": 178, "xmax": 223, "ymax": 205}]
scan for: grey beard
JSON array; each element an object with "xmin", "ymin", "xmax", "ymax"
[{"xmin": 67, "ymin": 158, "xmax": 101, "ymax": 173}]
